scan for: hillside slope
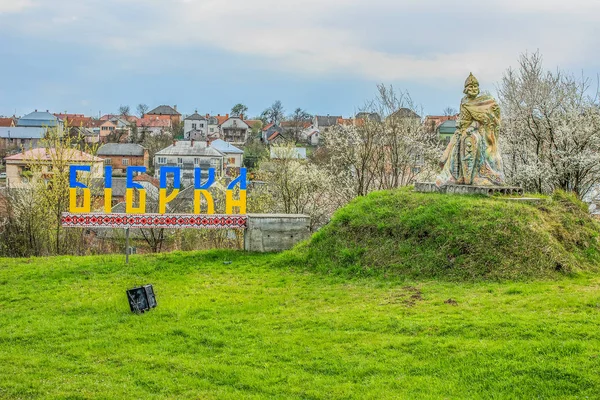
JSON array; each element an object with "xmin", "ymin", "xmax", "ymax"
[{"xmin": 277, "ymin": 189, "xmax": 600, "ymax": 280}]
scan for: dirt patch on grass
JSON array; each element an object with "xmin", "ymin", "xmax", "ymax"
[
  {"xmin": 444, "ymin": 298, "xmax": 458, "ymax": 306},
  {"xmin": 381, "ymin": 286, "xmax": 424, "ymax": 306}
]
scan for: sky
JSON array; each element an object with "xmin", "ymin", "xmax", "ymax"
[{"xmin": 0, "ymin": 0, "xmax": 599, "ymax": 119}]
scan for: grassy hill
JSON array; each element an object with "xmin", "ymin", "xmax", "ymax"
[
  {"xmin": 0, "ymin": 251, "xmax": 600, "ymax": 398},
  {"xmin": 277, "ymin": 188, "xmax": 600, "ymax": 280}
]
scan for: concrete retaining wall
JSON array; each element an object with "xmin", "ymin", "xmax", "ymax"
[{"xmin": 244, "ymin": 214, "xmax": 311, "ymax": 252}]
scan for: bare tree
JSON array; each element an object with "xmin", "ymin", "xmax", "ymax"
[
  {"xmin": 136, "ymin": 103, "xmax": 149, "ymax": 118},
  {"xmin": 260, "ymin": 100, "xmax": 285, "ymax": 126},
  {"xmin": 119, "ymin": 105, "xmax": 131, "ymax": 117},
  {"xmin": 443, "ymin": 106, "xmax": 457, "ymax": 116},
  {"xmin": 498, "ymin": 51, "xmax": 600, "ymax": 198}
]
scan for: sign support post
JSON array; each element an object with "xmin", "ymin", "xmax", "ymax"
[{"xmin": 125, "ymin": 227, "xmax": 130, "ymax": 264}]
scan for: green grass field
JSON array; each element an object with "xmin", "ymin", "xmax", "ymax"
[{"xmin": 1, "ymin": 250, "xmax": 599, "ymax": 399}]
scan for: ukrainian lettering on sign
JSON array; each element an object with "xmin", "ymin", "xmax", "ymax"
[
  {"xmin": 63, "ymin": 165, "xmax": 248, "ymax": 229},
  {"xmin": 68, "ymin": 165, "xmax": 247, "ymax": 215}
]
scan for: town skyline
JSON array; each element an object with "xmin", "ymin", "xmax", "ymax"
[{"xmin": 1, "ymin": 0, "xmax": 599, "ymax": 118}]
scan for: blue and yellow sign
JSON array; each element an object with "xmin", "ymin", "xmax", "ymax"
[{"xmin": 69, "ymin": 165, "xmax": 247, "ymax": 215}]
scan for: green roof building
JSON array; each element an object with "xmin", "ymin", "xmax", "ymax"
[{"xmin": 438, "ymin": 120, "xmax": 457, "ymax": 143}]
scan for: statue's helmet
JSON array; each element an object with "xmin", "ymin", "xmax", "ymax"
[{"xmin": 464, "ymin": 72, "xmax": 479, "ymax": 87}]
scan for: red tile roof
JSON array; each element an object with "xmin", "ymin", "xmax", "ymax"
[
  {"xmin": 100, "ymin": 114, "xmax": 139, "ymax": 123},
  {"xmin": 137, "ymin": 118, "xmax": 171, "ymax": 128},
  {"xmin": 215, "ymin": 115, "xmax": 229, "ymax": 125},
  {"xmin": 337, "ymin": 118, "xmax": 365, "ymax": 127},
  {"xmin": 267, "ymin": 131, "xmax": 282, "ymax": 141},
  {"xmin": 280, "ymin": 121, "xmax": 311, "ymax": 129},
  {"xmin": 0, "ymin": 117, "xmax": 15, "ymax": 127},
  {"xmin": 88, "ymin": 120, "xmax": 106, "ymax": 128},
  {"xmin": 65, "ymin": 116, "xmax": 93, "ymax": 128},
  {"xmin": 54, "ymin": 113, "xmax": 85, "ymax": 119},
  {"xmin": 263, "ymin": 122, "xmax": 274, "ymax": 131},
  {"xmin": 244, "ymin": 119, "xmax": 262, "ymax": 127}
]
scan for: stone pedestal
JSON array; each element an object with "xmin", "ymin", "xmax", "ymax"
[{"xmin": 415, "ymin": 182, "xmax": 523, "ymax": 196}]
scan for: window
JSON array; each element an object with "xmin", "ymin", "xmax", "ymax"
[
  {"xmin": 228, "ymin": 157, "xmax": 236, "ymax": 164},
  {"xmin": 104, "ymin": 158, "xmax": 112, "ymax": 165},
  {"xmin": 122, "ymin": 158, "xmax": 129, "ymax": 166},
  {"xmin": 210, "ymin": 159, "xmax": 218, "ymax": 169},
  {"xmin": 194, "ymin": 158, "xmax": 201, "ymax": 166},
  {"xmin": 177, "ymin": 158, "xmax": 183, "ymax": 167},
  {"xmin": 200, "ymin": 123, "xmax": 204, "ymax": 128},
  {"xmin": 157, "ymin": 157, "xmax": 166, "ymax": 164},
  {"xmin": 210, "ymin": 128, "xmax": 214, "ymax": 132},
  {"xmin": 192, "ymin": 123, "xmax": 197, "ymax": 129}
]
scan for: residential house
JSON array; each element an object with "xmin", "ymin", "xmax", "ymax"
[
  {"xmin": 337, "ymin": 117, "xmax": 365, "ymax": 127},
  {"xmin": 72, "ymin": 127, "xmax": 100, "ymax": 144},
  {"xmin": 99, "ymin": 114, "xmax": 139, "ymax": 125},
  {"xmin": 355, "ymin": 112, "xmax": 381, "ymax": 122},
  {"xmin": 209, "ymin": 139, "xmax": 244, "ymax": 176},
  {"xmin": 4, "ymin": 148, "xmax": 103, "ymax": 188},
  {"xmin": 305, "ymin": 129, "xmax": 320, "ymax": 146},
  {"xmin": 0, "ymin": 117, "xmax": 16, "ymax": 127},
  {"xmin": 313, "ymin": 115, "xmax": 341, "ymax": 132},
  {"xmin": 54, "ymin": 113, "xmax": 93, "ymax": 128},
  {"xmin": 437, "ymin": 120, "xmax": 457, "ymax": 144},
  {"xmin": 96, "ymin": 119, "xmax": 119, "ymax": 143},
  {"xmin": 206, "ymin": 115, "xmax": 220, "ymax": 136},
  {"xmin": 312, "ymin": 115, "xmax": 341, "ymax": 145},
  {"xmin": 145, "ymin": 105, "xmax": 181, "ymax": 125},
  {"xmin": 54, "ymin": 114, "xmax": 98, "ymax": 143},
  {"xmin": 137, "ymin": 117, "xmax": 172, "ymax": 136},
  {"xmin": 202, "ymin": 114, "xmax": 234, "ymax": 138},
  {"xmin": 218, "ymin": 115, "xmax": 250, "ymax": 144},
  {"xmin": 184, "ymin": 111, "xmax": 208, "ymax": 139},
  {"xmin": 154, "ymin": 140, "xmax": 224, "ymax": 185},
  {"xmin": 423, "ymin": 115, "xmax": 458, "ymax": 133},
  {"xmin": 388, "ymin": 108, "xmax": 421, "ymax": 121},
  {"xmin": 262, "ymin": 123, "xmax": 285, "ymax": 144},
  {"xmin": 0, "ymin": 127, "xmax": 46, "ymax": 152},
  {"xmin": 244, "ymin": 118, "xmax": 262, "ymax": 137},
  {"xmin": 111, "ymin": 117, "xmax": 132, "ymax": 132},
  {"xmin": 281, "ymin": 120, "xmax": 313, "ymax": 143},
  {"xmin": 89, "ymin": 120, "xmax": 105, "ymax": 135},
  {"xmin": 17, "ymin": 110, "xmax": 63, "ymax": 129},
  {"xmin": 97, "ymin": 143, "xmax": 149, "ymax": 174}
]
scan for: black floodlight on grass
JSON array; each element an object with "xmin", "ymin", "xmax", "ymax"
[{"xmin": 126, "ymin": 284, "xmax": 157, "ymax": 313}]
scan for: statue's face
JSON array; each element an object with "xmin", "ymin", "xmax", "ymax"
[{"xmin": 465, "ymin": 82, "xmax": 479, "ymax": 98}]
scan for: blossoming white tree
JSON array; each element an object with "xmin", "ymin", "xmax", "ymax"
[{"xmin": 499, "ymin": 51, "xmax": 600, "ymax": 198}]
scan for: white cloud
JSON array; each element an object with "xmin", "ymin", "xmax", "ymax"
[
  {"xmin": 0, "ymin": 0, "xmax": 33, "ymax": 14},
  {"xmin": 2, "ymin": 0, "xmax": 599, "ymax": 84}
]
